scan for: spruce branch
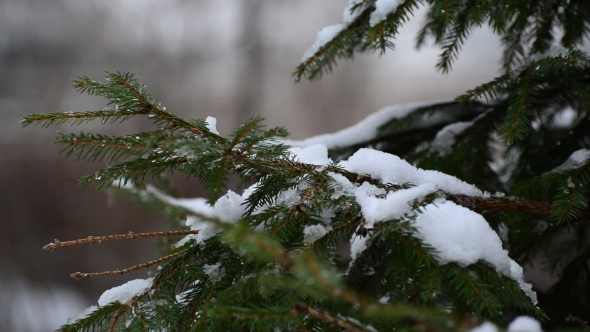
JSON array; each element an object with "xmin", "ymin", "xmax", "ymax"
[
  {"xmin": 500, "ymin": 9, "xmax": 531, "ymax": 72},
  {"xmin": 107, "ymin": 294, "xmax": 142, "ymax": 332},
  {"xmin": 500, "ymin": 66, "xmax": 537, "ymax": 144},
  {"xmin": 436, "ymin": 11, "xmax": 472, "ymax": 74},
  {"xmin": 293, "ymin": 5, "xmax": 373, "ymax": 81},
  {"xmin": 57, "ymin": 303, "xmax": 126, "ymax": 332},
  {"xmin": 20, "ymin": 109, "xmax": 148, "ymax": 128},
  {"xmin": 54, "ymin": 132, "xmax": 151, "ymax": 163},
  {"xmin": 366, "ymin": 0, "xmax": 421, "ymax": 54},
  {"xmin": 550, "ymin": 163, "xmax": 590, "ymax": 224},
  {"xmin": 457, "ymin": 74, "xmax": 511, "ymax": 103}
]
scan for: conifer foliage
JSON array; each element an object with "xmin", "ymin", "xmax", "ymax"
[{"xmin": 24, "ymin": 0, "xmax": 590, "ymax": 331}]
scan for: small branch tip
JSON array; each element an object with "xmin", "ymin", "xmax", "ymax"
[
  {"xmin": 70, "ymin": 272, "xmax": 85, "ymax": 280},
  {"xmin": 42, "ymin": 243, "xmax": 55, "ymax": 252}
]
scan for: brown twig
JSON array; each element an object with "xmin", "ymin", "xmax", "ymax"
[
  {"xmin": 294, "ymin": 302, "xmax": 367, "ymax": 332},
  {"xmin": 70, "ymin": 251, "xmax": 182, "ymax": 280},
  {"xmin": 43, "ymin": 230, "xmax": 199, "ymax": 252}
]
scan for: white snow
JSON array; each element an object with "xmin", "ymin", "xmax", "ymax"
[
  {"xmin": 355, "ymin": 182, "xmax": 437, "ymax": 226},
  {"xmin": 470, "ymin": 317, "xmax": 542, "ymax": 332},
  {"xmin": 413, "ymin": 201, "xmax": 536, "ymax": 303},
  {"xmin": 301, "ymin": 24, "xmax": 345, "ymax": 62},
  {"xmin": 340, "ymin": 148, "xmax": 484, "ymax": 197},
  {"xmin": 97, "ymin": 278, "xmax": 153, "ymax": 306},
  {"xmin": 205, "ymin": 116, "xmax": 220, "ymax": 135},
  {"xmin": 67, "ymin": 305, "xmax": 97, "ymax": 324},
  {"xmin": 509, "ymin": 260, "xmax": 537, "ymax": 303},
  {"xmin": 304, "ymin": 224, "xmax": 330, "ymax": 243},
  {"xmin": 301, "ymin": 0, "xmax": 369, "ymax": 62},
  {"xmin": 414, "ymin": 202, "xmax": 510, "ymax": 270},
  {"xmin": 431, "ymin": 121, "xmax": 472, "ymax": 155},
  {"xmin": 282, "ymin": 100, "xmax": 448, "ymax": 149},
  {"xmin": 203, "ymin": 263, "xmax": 224, "ymax": 283},
  {"xmin": 470, "ymin": 322, "xmax": 499, "ymax": 332},
  {"xmin": 289, "ymin": 144, "xmax": 332, "ymax": 166},
  {"xmin": 144, "ymin": 185, "xmax": 246, "ymax": 246},
  {"xmin": 551, "ymin": 148, "xmax": 590, "ymax": 173},
  {"xmin": 350, "ymin": 234, "xmax": 368, "ymax": 262},
  {"xmin": 370, "ymin": 0, "xmax": 402, "ymax": 26},
  {"xmin": 551, "ymin": 107, "xmax": 577, "ymax": 128},
  {"xmin": 508, "ymin": 316, "xmax": 543, "ymax": 332},
  {"xmin": 528, "ymin": 45, "xmax": 569, "ymax": 65}
]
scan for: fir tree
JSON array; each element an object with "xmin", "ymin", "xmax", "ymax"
[{"xmin": 23, "ymin": 0, "xmax": 590, "ymax": 331}]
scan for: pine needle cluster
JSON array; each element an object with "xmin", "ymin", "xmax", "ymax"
[{"xmin": 23, "ymin": 0, "xmax": 590, "ymax": 331}]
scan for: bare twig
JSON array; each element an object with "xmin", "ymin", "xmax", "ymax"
[
  {"xmin": 70, "ymin": 251, "xmax": 182, "ymax": 280},
  {"xmin": 43, "ymin": 230, "xmax": 199, "ymax": 252}
]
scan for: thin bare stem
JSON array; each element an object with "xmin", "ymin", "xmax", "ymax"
[
  {"xmin": 70, "ymin": 251, "xmax": 182, "ymax": 280},
  {"xmin": 43, "ymin": 230, "xmax": 199, "ymax": 252}
]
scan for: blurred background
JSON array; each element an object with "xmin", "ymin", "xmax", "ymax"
[{"xmin": 1, "ymin": 0, "xmax": 503, "ymax": 330}]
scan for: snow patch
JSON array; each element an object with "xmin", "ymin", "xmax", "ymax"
[
  {"xmin": 284, "ymin": 101, "xmax": 445, "ymax": 149},
  {"xmin": 413, "ymin": 201, "xmax": 536, "ymax": 303},
  {"xmin": 470, "ymin": 322, "xmax": 499, "ymax": 332},
  {"xmin": 431, "ymin": 121, "xmax": 472, "ymax": 155},
  {"xmin": 340, "ymin": 148, "xmax": 484, "ymax": 197},
  {"xmin": 205, "ymin": 116, "xmax": 220, "ymax": 135},
  {"xmin": 370, "ymin": 0, "xmax": 402, "ymax": 26},
  {"xmin": 289, "ymin": 144, "xmax": 332, "ymax": 166},
  {"xmin": 98, "ymin": 278, "xmax": 153, "ymax": 306},
  {"xmin": 301, "ymin": 24, "xmax": 345, "ymax": 62},
  {"xmin": 304, "ymin": 224, "xmax": 330, "ymax": 243},
  {"xmin": 551, "ymin": 149, "xmax": 590, "ymax": 172},
  {"xmin": 67, "ymin": 305, "xmax": 98, "ymax": 324},
  {"xmin": 356, "ymin": 183, "xmax": 437, "ymax": 226},
  {"xmin": 508, "ymin": 316, "xmax": 543, "ymax": 332},
  {"xmin": 301, "ymin": 0, "xmax": 369, "ymax": 62},
  {"xmin": 203, "ymin": 263, "xmax": 224, "ymax": 283}
]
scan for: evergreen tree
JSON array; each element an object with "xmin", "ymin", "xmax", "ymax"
[{"xmin": 23, "ymin": 0, "xmax": 590, "ymax": 331}]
